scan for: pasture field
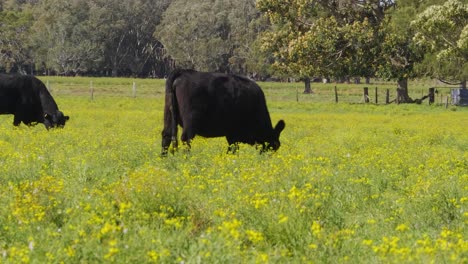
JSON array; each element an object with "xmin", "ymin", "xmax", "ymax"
[{"xmin": 0, "ymin": 77, "xmax": 467, "ymax": 263}]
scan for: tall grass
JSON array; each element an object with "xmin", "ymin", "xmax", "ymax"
[{"xmin": 0, "ymin": 78, "xmax": 466, "ymax": 263}]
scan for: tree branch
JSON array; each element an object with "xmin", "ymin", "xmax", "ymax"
[{"xmin": 437, "ymin": 78, "xmax": 462, "ymax": 86}]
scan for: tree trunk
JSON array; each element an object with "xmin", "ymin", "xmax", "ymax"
[
  {"xmin": 396, "ymin": 78, "xmax": 413, "ymax": 103},
  {"xmin": 462, "ymin": 80, "xmax": 467, "ymax": 89},
  {"xmin": 303, "ymin": 77, "xmax": 313, "ymax": 94}
]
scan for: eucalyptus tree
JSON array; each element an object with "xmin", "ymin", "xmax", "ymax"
[
  {"xmin": 156, "ymin": 0, "xmax": 265, "ymax": 75},
  {"xmin": 224, "ymin": 0, "xmax": 271, "ymax": 75},
  {"xmin": 88, "ymin": 0, "xmax": 172, "ymax": 76},
  {"xmin": 28, "ymin": 0, "xmax": 171, "ymax": 76},
  {"xmin": 31, "ymin": 0, "xmax": 102, "ymax": 75},
  {"xmin": 0, "ymin": 7, "xmax": 33, "ymax": 73}
]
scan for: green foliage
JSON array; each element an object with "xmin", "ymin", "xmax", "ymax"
[
  {"xmin": 87, "ymin": 0, "xmax": 171, "ymax": 76},
  {"xmin": 257, "ymin": 0, "xmax": 466, "ymax": 87},
  {"xmin": 31, "ymin": 0, "xmax": 101, "ymax": 75},
  {"xmin": 1, "ymin": 0, "xmax": 171, "ymax": 76},
  {"xmin": 412, "ymin": 0, "xmax": 468, "ymax": 84},
  {"xmin": 31, "ymin": 0, "xmax": 173, "ymax": 75},
  {"xmin": 373, "ymin": 0, "xmax": 448, "ymax": 101},
  {"xmin": 374, "ymin": 26, "xmax": 422, "ymax": 81},
  {"xmin": 257, "ymin": 0, "xmax": 388, "ymax": 79},
  {"xmin": 0, "ymin": 8, "xmax": 33, "ymax": 72},
  {"xmin": 0, "ymin": 0, "xmax": 466, "ymax": 82},
  {"xmin": 0, "ymin": 79, "xmax": 467, "ymax": 262},
  {"xmin": 156, "ymin": 0, "xmax": 229, "ymax": 71},
  {"xmin": 156, "ymin": 0, "xmax": 265, "ymax": 74}
]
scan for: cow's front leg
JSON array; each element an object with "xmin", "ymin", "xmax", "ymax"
[{"xmin": 13, "ymin": 114, "xmax": 21, "ymax": 126}]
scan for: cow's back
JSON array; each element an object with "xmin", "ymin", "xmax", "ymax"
[
  {"xmin": 0, "ymin": 74, "xmax": 44, "ymax": 121},
  {"xmin": 0, "ymin": 74, "xmax": 19, "ymax": 113},
  {"xmin": 0, "ymin": 74, "xmax": 35, "ymax": 114},
  {"xmin": 172, "ymin": 70, "xmax": 272, "ymax": 138}
]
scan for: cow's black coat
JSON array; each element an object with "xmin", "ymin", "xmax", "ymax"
[
  {"xmin": 162, "ymin": 69, "xmax": 285, "ymax": 154},
  {"xmin": 0, "ymin": 74, "xmax": 69, "ymax": 129}
]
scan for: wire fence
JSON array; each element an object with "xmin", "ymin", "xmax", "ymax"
[
  {"xmin": 41, "ymin": 77, "xmax": 465, "ymax": 106},
  {"xmin": 41, "ymin": 77, "xmax": 166, "ymax": 99},
  {"xmin": 262, "ymin": 82, "xmax": 464, "ymax": 106}
]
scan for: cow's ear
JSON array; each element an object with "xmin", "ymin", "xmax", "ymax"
[
  {"xmin": 65, "ymin": 116, "xmax": 70, "ymax": 121},
  {"xmin": 274, "ymin": 120, "xmax": 285, "ymax": 134}
]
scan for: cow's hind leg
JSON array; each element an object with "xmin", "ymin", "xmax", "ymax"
[
  {"xmin": 180, "ymin": 121, "xmax": 195, "ymax": 152},
  {"xmin": 161, "ymin": 101, "xmax": 180, "ymax": 156},
  {"xmin": 13, "ymin": 114, "xmax": 21, "ymax": 126},
  {"xmin": 161, "ymin": 128, "xmax": 179, "ymax": 156},
  {"xmin": 181, "ymin": 130, "xmax": 193, "ymax": 151}
]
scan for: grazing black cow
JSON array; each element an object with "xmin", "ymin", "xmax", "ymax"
[
  {"xmin": 161, "ymin": 69, "xmax": 285, "ymax": 155},
  {"xmin": 0, "ymin": 74, "xmax": 69, "ymax": 129}
]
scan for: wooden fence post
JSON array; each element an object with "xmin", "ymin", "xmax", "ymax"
[
  {"xmin": 445, "ymin": 96, "xmax": 449, "ymax": 108},
  {"xmin": 375, "ymin": 87, "xmax": 378, "ymax": 104},
  {"xmin": 132, "ymin": 82, "xmax": 136, "ymax": 98},
  {"xmin": 386, "ymin": 89, "xmax": 390, "ymax": 104},
  {"xmin": 90, "ymin": 81, "xmax": 94, "ymax": 100},
  {"xmin": 334, "ymin": 86, "xmax": 338, "ymax": 103},
  {"xmin": 363, "ymin": 87, "xmax": 369, "ymax": 103},
  {"xmin": 428, "ymin": 87, "xmax": 435, "ymax": 105},
  {"xmin": 296, "ymin": 85, "xmax": 299, "ymax": 102}
]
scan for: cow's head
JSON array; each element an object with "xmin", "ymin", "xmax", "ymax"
[
  {"xmin": 44, "ymin": 111, "xmax": 70, "ymax": 129},
  {"xmin": 265, "ymin": 120, "xmax": 285, "ymax": 151}
]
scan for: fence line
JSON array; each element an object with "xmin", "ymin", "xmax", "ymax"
[
  {"xmin": 43, "ymin": 79, "xmax": 166, "ymax": 99},
  {"xmin": 293, "ymin": 85, "xmax": 463, "ymax": 106},
  {"xmin": 43, "ymin": 78, "xmax": 465, "ymax": 106}
]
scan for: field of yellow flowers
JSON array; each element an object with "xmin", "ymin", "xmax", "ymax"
[{"xmin": 0, "ymin": 78, "xmax": 467, "ymax": 263}]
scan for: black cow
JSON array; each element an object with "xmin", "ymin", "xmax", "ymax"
[
  {"xmin": 161, "ymin": 69, "xmax": 285, "ymax": 154},
  {"xmin": 0, "ymin": 74, "xmax": 69, "ymax": 129}
]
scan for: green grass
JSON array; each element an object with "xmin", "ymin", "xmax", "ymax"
[
  {"xmin": 0, "ymin": 77, "xmax": 466, "ymax": 263},
  {"xmin": 38, "ymin": 76, "xmax": 166, "ymax": 98},
  {"xmin": 38, "ymin": 76, "xmax": 459, "ymax": 104}
]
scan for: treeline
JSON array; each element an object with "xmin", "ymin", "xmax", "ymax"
[
  {"xmin": 0, "ymin": 0, "xmax": 266, "ymax": 77},
  {"xmin": 0, "ymin": 0, "xmax": 172, "ymax": 77},
  {"xmin": 0, "ymin": 0, "xmax": 467, "ymax": 93}
]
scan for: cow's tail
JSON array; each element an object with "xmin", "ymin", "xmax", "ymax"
[{"xmin": 165, "ymin": 69, "xmax": 185, "ymax": 150}]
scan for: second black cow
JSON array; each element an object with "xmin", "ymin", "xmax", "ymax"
[
  {"xmin": 162, "ymin": 69, "xmax": 285, "ymax": 154},
  {"xmin": 0, "ymin": 74, "xmax": 69, "ymax": 129}
]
